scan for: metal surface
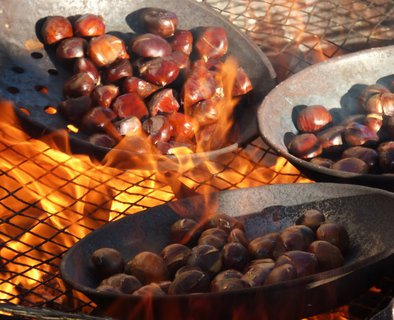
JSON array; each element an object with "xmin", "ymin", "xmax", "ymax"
[
  {"xmin": 61, "ymin": 183, "xmax": 394, "ymax": 320},
  {"xmin": 0, "ymin": 0, "xmax": 275, "ymax": 163},
  {"xmin": 258, "ymin": 45, "xmax": 394, "ymax": 191}
]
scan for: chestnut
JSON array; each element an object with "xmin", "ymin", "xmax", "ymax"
[
  {"xmin": 232, "ymin": 67, "xmax": 253, "ymax": 96},
  {"xmin": 317, "ymin": 125, "xmax": 345, "ymax": 152},
  {"xmin": 204, "ymin": 213, "xmax": 244, "ymax": 232},
  {"xmin": 174, "ymin": 265, "xmax": 203, "ymax": 279},
  {"xmin": 288, "ymin": 133, "xmax": 322, "ymax": 159},
  {"xmin": 122, "ymin": 76, "xmax": 160, "ymax": 99},
  {"xmin": 275, "ymin": 250, "xmax": 318, "ymax": 277},
  {"xmin": 100, "ymin": 273, "xmax": 142, "ymax": 294},
  {"xmin": 104, "ymin": 59, "xmax": 133, "ymax": 84},
  {"xmin": 198, "ymin": 234, "xmax": 227, "ymax": 249},
  {"xmin": 89, "ymin": 133, "xmax": 116, "ymax": 148},
  {"xmin": 56, "ymin": 37, "xmax": 87, "ymax": 60},
  {"xmin": 91, "ymin": 247, "xmax": 125, "ymax": 279},
  {"xmin": 344, "ymin": 122, "xmax": 379, "ymax": 146},
  {"xmin": 274, "ymin": 225, "xmax": 315, "ymax": 258},
  {"xmin": 309, "ymin": 157, "xmax": 334, "ymax": 168},
  {"xmin": 148, "ymin": 88, "xmax": 180, "ymax": 116},
  {"xmin": 89, "ymin": 34, "xmax": 127, "ymax": 67},
  {"xmin": 264, "ymin": 264, "xmax": 297, "ymax": 285},
  {"xmin": 241, "ymin": 261, "xmax": 275, "ymax": 287},
  {"xmin": 115, "ymin": 117, "xmax": 142, "ymax": 136},
  {"xmin": 384, "ymin": 116, "xmax": 394, "ymax": 139},
  {"xmin": 41, "ymin": 16, "xmax": 73, "ymax": 45},
  {"xmin": 96, "ymin": 284, "xmax": 121, "ymax": 294},
  {"xmin": 212, "ymin": 269, "xmax": 243, "ymax": 283},
  {"xmin": 330, "ymin": 157, "xmax": 369, "ymax": 174},
  {"xmin": 63, "ymin": 72, "xmax": 96, "ymax": 98},
  {"xmin": 131, "ymin": 33, "xmax": 172, "ymax": 58},
  {"xmin": 170, "ymin": 218, "xmax": 199, "ymax": 245},
  {"xmin": 308, "ymin": 240, "xmax": 344, "ymax": 271},
  {"xmin": 132, "ymin": 283, "xmax": 166, "ymax": 296},
  {"xmin": 125, "ymin": 251, "xmax": 169, "ymax": 284},
  {"xmin": 227, "ymin": 228, "xmax": 249, "ymax": 247},
  {"xmin": 191, "ymin": 97, "xmax": 220, "ymax": 126},
  {"xmin": 168, "ymin": 269, "xmax": 210, "ymax": 294},
  {"xmin": 221, "ymin": 242, "xmax": 249, "ymax": 271},
  {"xmin": 74, "ymin": 14, "xmax": 105, "ymax": 37},
  {"xmin": 169, "ymin": 30, "xmax": 193, "ymax": 55},
  {"xmin": 296, "ymin": 105, "xmax": 332, "ymax": 133},
  {"xmin": 296, "ymin": 209, "xmax": 325, "ymax": 231},
  {"xmin": 161, "ymin": 243, "xmax": 191, "ymax": 277},
  {"xmin": 194, "ymin": 27, "xmax": 228, "ymax": 61},
  {"xmin": 359, "ymin": 84, "xmax": 390, "ymax": 108},
  {"xmin": 342, "ymin": 146, "xmax": 378, "ymax": 170},
  {"xmin": 365, "ymin": 113, "xmax": 383, "ymax": 133},
  {"xmin": 112, "ymin": 93, "xmax": 148, "ymax": 120},
  {"xmin": 316, "ymin": 222, "xmax": 350, "ymax": 253},
  {"xmin": 365, "ymin": 92, "xmax": 394, "ymax": 116},
  {"xmin": 140, "ymin": 7, "xmax": 178, "ymax": 38},
  {"xmin": 82, "ymin": 107, "xmax": 116, "ymax": 132},
  {"xmin": 142, "ymin": 115, "xmax": 173, "ymax": 144},
  {"xmin": 58, "ymin": 96, "xmax": 92, "ymax": 122},
  {"xmin": 211, "ymin": 278, "xmax": 250, "ymax": 292},
  {"xmin": 187, "ymin": 244, "xmax": 222, "ymax": 274},
  {"xmin": 74, "ymin": 58, "xmax": 100, "ymax": 84},
  {"xmin": 378, "ymin": 141, "xmax": 394, "ymax": 172},
  {"xmin": 248, "ymin": 233, "xmax": 279, "ymax": 259},
  {"xmin": 139, "ymin": 57, "xmax": 180, "ymax": 86},
  {"xmin": 167, "ymin": 112, "xmax": 198, "ymax": 142},
  {"xmin": 91, "ymin": 85, "xmax": 119, "ymax": 109},
  {"xmin": 157, "ymin": 281, "xmax": 172, "ymax": 294}
]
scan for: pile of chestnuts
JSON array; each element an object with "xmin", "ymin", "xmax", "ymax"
[
  {"xmin": 90, "ymin": 210, "xmax": 350, "ymax": 296},
  {"xmin": 40, "ymin": 7, "xmax": 253, "ymax": 154},
  {"xmin": 288, "ymin": 82, "xmax": 394, "ymax": 174}
]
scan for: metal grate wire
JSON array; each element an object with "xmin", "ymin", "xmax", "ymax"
[{"xmin": 0, "ymin": 0, "xmax": 393, "ymax": 319}]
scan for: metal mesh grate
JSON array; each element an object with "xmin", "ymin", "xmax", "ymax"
[{"xmin": 0, "ymin": 0, "xmax": 394, "ymax": 319}]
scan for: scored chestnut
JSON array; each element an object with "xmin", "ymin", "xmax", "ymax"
[
  {"xmin": 41, "ymin": 16, "xmax": 73, "ymax": 45},
  {"xmin": 74, "ymin": 58, "xmax": 100, "ymax": 84},
  {"xmin": 296, "ymin": 105, "xmax": 332, "ymax": 133},
  {"xmin": 56, "ymin": 37, "xmax": 87, "ymax": 60},
  {"xmin": 74, "ymin": 14, "xmax": 106, "ymax": 37},
  {"xmin": 194, "ymin": 27, "xmax": 228, "ymax": 61},
  {"xmin": 168, "ymin": 30, "xmax": 193, "ymax": 55},
  {"xmin": 288, "ymin": 133, "xmax": 322, "ymax": 159},
  {"xmin": 140, "ymin": 7, "xmax": 178, "ymax": 38},
  {"xmin": 89, "ymin": 34, "xmax": 128, "ymax": 67},
  {"xmin": 112, "ymin": 93, "xmax": 148, "ymax": 120},
  {"xmin": 91, "ymin": 247, "xmax": 125, "ymax": 279}
]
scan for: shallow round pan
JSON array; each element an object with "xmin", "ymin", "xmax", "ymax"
[
  {"xmin": 257, "ymin": 45, "xmax": 394, "ymax": 190},
  {"xmin": 60, "ymin": 183, "xmax": 394, "ymax": 320},
  {"xmin": 0, "ymin": 0, "xmax": 276, "ymax": 164}
]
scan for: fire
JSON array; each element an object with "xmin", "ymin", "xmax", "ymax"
[{"xmin": 0, "ymin": 59, "xmax": 310, "ymax": 315}]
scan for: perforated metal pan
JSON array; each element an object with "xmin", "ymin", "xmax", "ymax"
[{"xmin": 0, "ymin": 0, "xmax": 276, "ymax": 164}]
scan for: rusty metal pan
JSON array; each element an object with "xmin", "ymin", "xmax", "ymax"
[
  {"xmin": 60, "ymin": 183, "xmax": 394, "ymax": 320},
  {"xmin": 257, "ymin": 45, "xmax": 394, "ymax": 190},
  {"xmin": 0, "ymin": 0, "xmax": 276, "ymax": 165}
]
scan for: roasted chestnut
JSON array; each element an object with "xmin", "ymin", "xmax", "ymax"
[
  {"xmin": 308, "ymin": 240, "xmax": 344, "ymax": 271},
  {"xmin": 74, "ymin": 14, "xmax": 105, "ymax": 37},
  {"xmin": 221, "ymin": 242, "xmax": 249, "ymax": 271},
  {"xmin": 241, "ymin": 261, "xmax": 275, "ymax": 287},
  {"xmin": 288, "ymin": 133, "xmax": 322, "ymax": 159},
  {"xmin": 74, "ymin": 58, "xmax": 100, "ymax": 84},
  {"xmin": 232, "ymin": 67, "xmax": 253, "ymax": 96},
  {"xmin": 227, "ymin": 228, "xmax": 249, "ymax": 247},
  {"xmin": 316, "ymin": 222, "xmax": 350, "ymax": 253},
  {"xmin": 248, "ymin": 233, "xmax": 279, "ymax": 259},
  {"xmin": 132, "ymin": 33, "xmax": 172, "ymax": 58},
  {"xmin": 170, "ymin": 218, "xmax": 199, "ymax": 245},
  {"xmin": 331, "ymin": 157, "xmax": 369, "ymax": 174},
  {"xmin": 89, "ymin": 133, "xmax": 116, "ymax": 148},
  {"xmin": 82, "ymin": 107, "xmax": 116, "ymax": 132},
  {"xmin": 204, "ymin": 213, "xmax": 244, "ymax": 233},
  {"xmin": 342, "ymin": 146, "xmax": 378, "ymax": 170},
  {"xmin": 296, "ymin": 209, "xmax": 325, "ymax": 231},
  {"xmin": 112, "ymin": 93, "xmax": 148, "ymax": 120},
  {"xmin": 139, "ymin": 56, "xmax": 180, "ymax": 86},
  {"xmin": 317, "ymin": 125, "xmax": 345, "ymax": 152},
  {"xmin": 359, "ymin": 84, "xmax": 390, "ymax": 108},
  {"xmin": 104, "ymin": 59, "xmax": 133, "ymax": 84},
  {"xmin": 148, "ymin": 89, "xmax": 180, "ymax": 116},
  {"xmin": 167, "ymin": 112, "xmax": 198, "ymax": 142},
  {"xmin": 58, "ymin": 96, "xmax": 92, "ymax": 122},
  {"xmin": 274, "ymin": 225, "xmax": 315, "ymax": 257},
  {"xmin": 91, "ymin": 247, "xmax": 125, "ymax": 279},
  {"xmin": 194, "ymin": 27, "xmax": 228, "ymax": 61},
  {"xmin": 143, "ymin": 115, "xmax": 173, "ymax": 144},
  {"xmin": 56, "ymin": 37, "xmax": 87, "ymax": 60},
  {"xmin": 161, "ymin": 243, "xmax": 191, "ymax": 277},
  {"xmin": 344, "ymin": 122, "xmax": 379, "ymax": 146},
  {"xmin": 309, "ymin": 157, "xmax": 334, "ymax": 168},
  {"xmin": 63, "ymin": 72, "xmax": 96, "ymax": 98},
  {"xmin": 275, "ymin": 250, "xmax": 318, "ymax": 277},
  {"xmin": 378, "ymin": 141, "xmax": 394, "ymax": 172},
  {"xmin": 100, "ymin": 273, "xmax": 142, "ymax": 294},
  {"xmin": 89, "ymin": 34, "xmax": 127, "ymax": 67},
  {"xmin": 140, "ymin": 7, "xmax": 178, "ymax": 38},
  {"xmin": 365, "ymin": 92, "xmax": 394, "ymax": 116},
  {"xmin": 211, "ymin": 277, "xmax": 250, "ymax": 292},
  {"xmin": 169, "ymin": 30, "xmax": 193, "ymax": 55},
  {"xmin": 296, "ymin": 105, "xmax": 332, "ymax": 133},
  {"xmin": 132, "ymin": 283, "xmax": 166, "ymax": 296},
  {"xmin": 264, "ymin": 264, "xmax": 297, "ymax": 285},
  {"xmin": 115, "ymin": 117, "xmax": 142, "ymax": 136},
  {"xmin": 187, "ymin": 244, "xmax": 222, "ymax": 274},
  {"xmin": 91, "ymin": 85, "xmax": 119, "ymax": 109},
  {"xmin": 125, "ymin": 251, "xmax": 169, "ymax": 284},
  {"xmin": 365, "ymin": 113, "xmax": 383, "ymax": 133},
  {"xmin": 122, "ymin": 76, "xmax": 160, "ymax": 99},
  {"xmin": 168, "ymin": 269, "xmax": 210, "ymax": 294},
  {"xmin": 41, "ymin": 16, "xmax": 73, "ymax": 45}
]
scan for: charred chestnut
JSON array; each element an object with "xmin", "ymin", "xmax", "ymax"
[
  {"xmin": 296, "ymin": 105, "xmax": 332, "ymax": 133},
  {"xmin": 91, "ymin": 247, "xmax": 125, "ymax": 279},
  {"xmin": 126, "ymin": 251, "xmax": 169, "ymax": 284}
]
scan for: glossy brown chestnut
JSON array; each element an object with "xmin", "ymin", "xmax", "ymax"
[
  {"xmin": 89, "ymin": 34, "xmax": 127, "ymax": 67},
  {"xmin": 194, "ymin": 27, "xmax": 228, "ymax": 61},
  {"xmin": 167, "ymin": 112, "xmax": 198, "ymax": 142},
  {"xmin": 365, "ymin": 92, "xmax": 394, "ymax": 116},
  {"xmin": 56, "ymin": 37, "xmax": 87, "ymax": 60},
  {"xmin": 248, "ymin": 233, "xmax": 279, "ymax": 259},
  {"xmin": 365, "ymin": 113, "xmax": 383, "ymax": 133},
  {"xmin": 309, "ymin": 157, "xmax": 334, "ymax": 168},
  {"xmin": 316, "ymin": 222, "xmax": 350, "ymax": 253},
  {"xmin": 275, "ymin": 250, "xmax": 318, "ymax": 277},
  {"xmin": 274, "ymin": 225, "xmax": 315, "ymax": 258},
  {"xmin": 58, "ymin": 96, "xmax": 92, "ymax": 123},
  {"xmin": 88, "ymin": 133, "xmax": 116, "ymax": 148},
  {"xmin": 227, "ymin": 228, "xmax": 249, "ymax": 247},
  {"xmin": 359, "ymin": 84, "xmax": 390, "ymax": 108},
  {"xmin": 100, "ymin": 273, "xmax": 142, "ymax": 294},
  {"xmin": 132, "ymin": 283, "xmax": 166, "ymax": 296},
  {"xmin": 342, "ymin": 146, "xmax": 378, "ymax": 170},
  {"xmin": 63, "ymin": 72, "xmax": 96, "ymax": 98},
  {"xmin": 331, "ymin": 157, "xmax": 369, "ymax": 174},
  {"xmin": 114, "ymin": 117, "xmax": 142, "ymax": 136},
  {"xmin": 91, "ymin": 85, "xmax": 119, "ymax": 109},
  {"xmin": 187, "ymin": 244, "xmax": 222, "ymax": 274},
  {"xmin": 168, "ymin": 269, "xmax": 210, "ymax": 295},
  {"xmin": 296, "ymin": 209, "xmax": 325, "ymax": 231},
  {"xmin": 91, "ymin": 247, "xmax": 125, "ymax": 279},
  {"xmin": 233, "ymin": 67, "xmax": 253, "ymax": 96},
  {"xmin": 165, "ymin": 51, "xmax": 190, "ymax": 69},
  {"xmin": 104, "ymin": 59, "xmax": 133, "ymax": 84},
  {"xmin": 308, "ymin": 240, "xmax": 344, "ymax": 271},
  {"xmin": 74, "ymin": 14, "xmax": 105, "ymax": 37},
  {"xmin": 161, "ymin": 243, "xmax": 191, "ymax": 277},
  {"xmin": 74, "ymin": 58, "xmax": 100, "ymax": 84},
  {"xmin": 264, "ymin": 264, "xmax": 297, "ymax": 285},
  {"xmin": 126, "ymin": 251, "xmax": 169, "ymax": 284},
  {"xmin": 198, "ymin": 228, "xmax": 228, "ymax": 249},
  {"xmin": 112, "ymin": 93, "xmax": 148, "ymax": 120},
  {"xmin": 344, "ymin": 122, "xmax": 379, "ymax": 146},
  {"xmin": 288, "ymin": 133, "xmax": 322, "ymax": 159},
  {"xmin": 192, "ymin": 96, "xmax": 220, "ymax": 127},
  {"xmin": 169, "ymin": 30, "xmax": 193, "ymax": 55},
  {"xmin": 148, "ymin": 89, "xmax": 180, "ymax": 116},
  {"xmin": 221, "ymin": 242, "xmax": 249, "ymax": 271},
  {"xmin": 132, "ymin": 33, "xmax": 172, "ymax": 58},
  {"xmin": 170, "ymin": 218, "xmax": 199, "ymax": 245},
  {"xmin": 142, "ymin": 115, "xmax": 173, "ymax": 144},
  {"xmin": 212, "ymin": 269, "xmax": 243, "ymax": 283},
  {"xmin": 41, "ymin": 16, "xmax": 73, "ymax": 45},
  {"xmin": 296, "ymin": 105, "xmax": 332, "ymax": 133},
  {"xmin": 241, "ymin": 261, "xmax": 275, "ymax": 287},
  {"xmin": 139, "ymin": 57, "xmax": 180, "ymax": 86},
  {"xmin": 317, "ymin": 125, "xmax": 345, "ymax": 152},
  {"xmin": 378, "ymin": 141, "xmax": 394, "ymax": 173},
  {"xmin": 82, "ymin": 107, "xmax": 116, "ymax": 132},
  {"xmin": 140, "ymin": 7, "xmax": 178, "ymax": 38},
  {"xmin": 122, "ymin": 76, "xmax": 160, "ymax": 99}
]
